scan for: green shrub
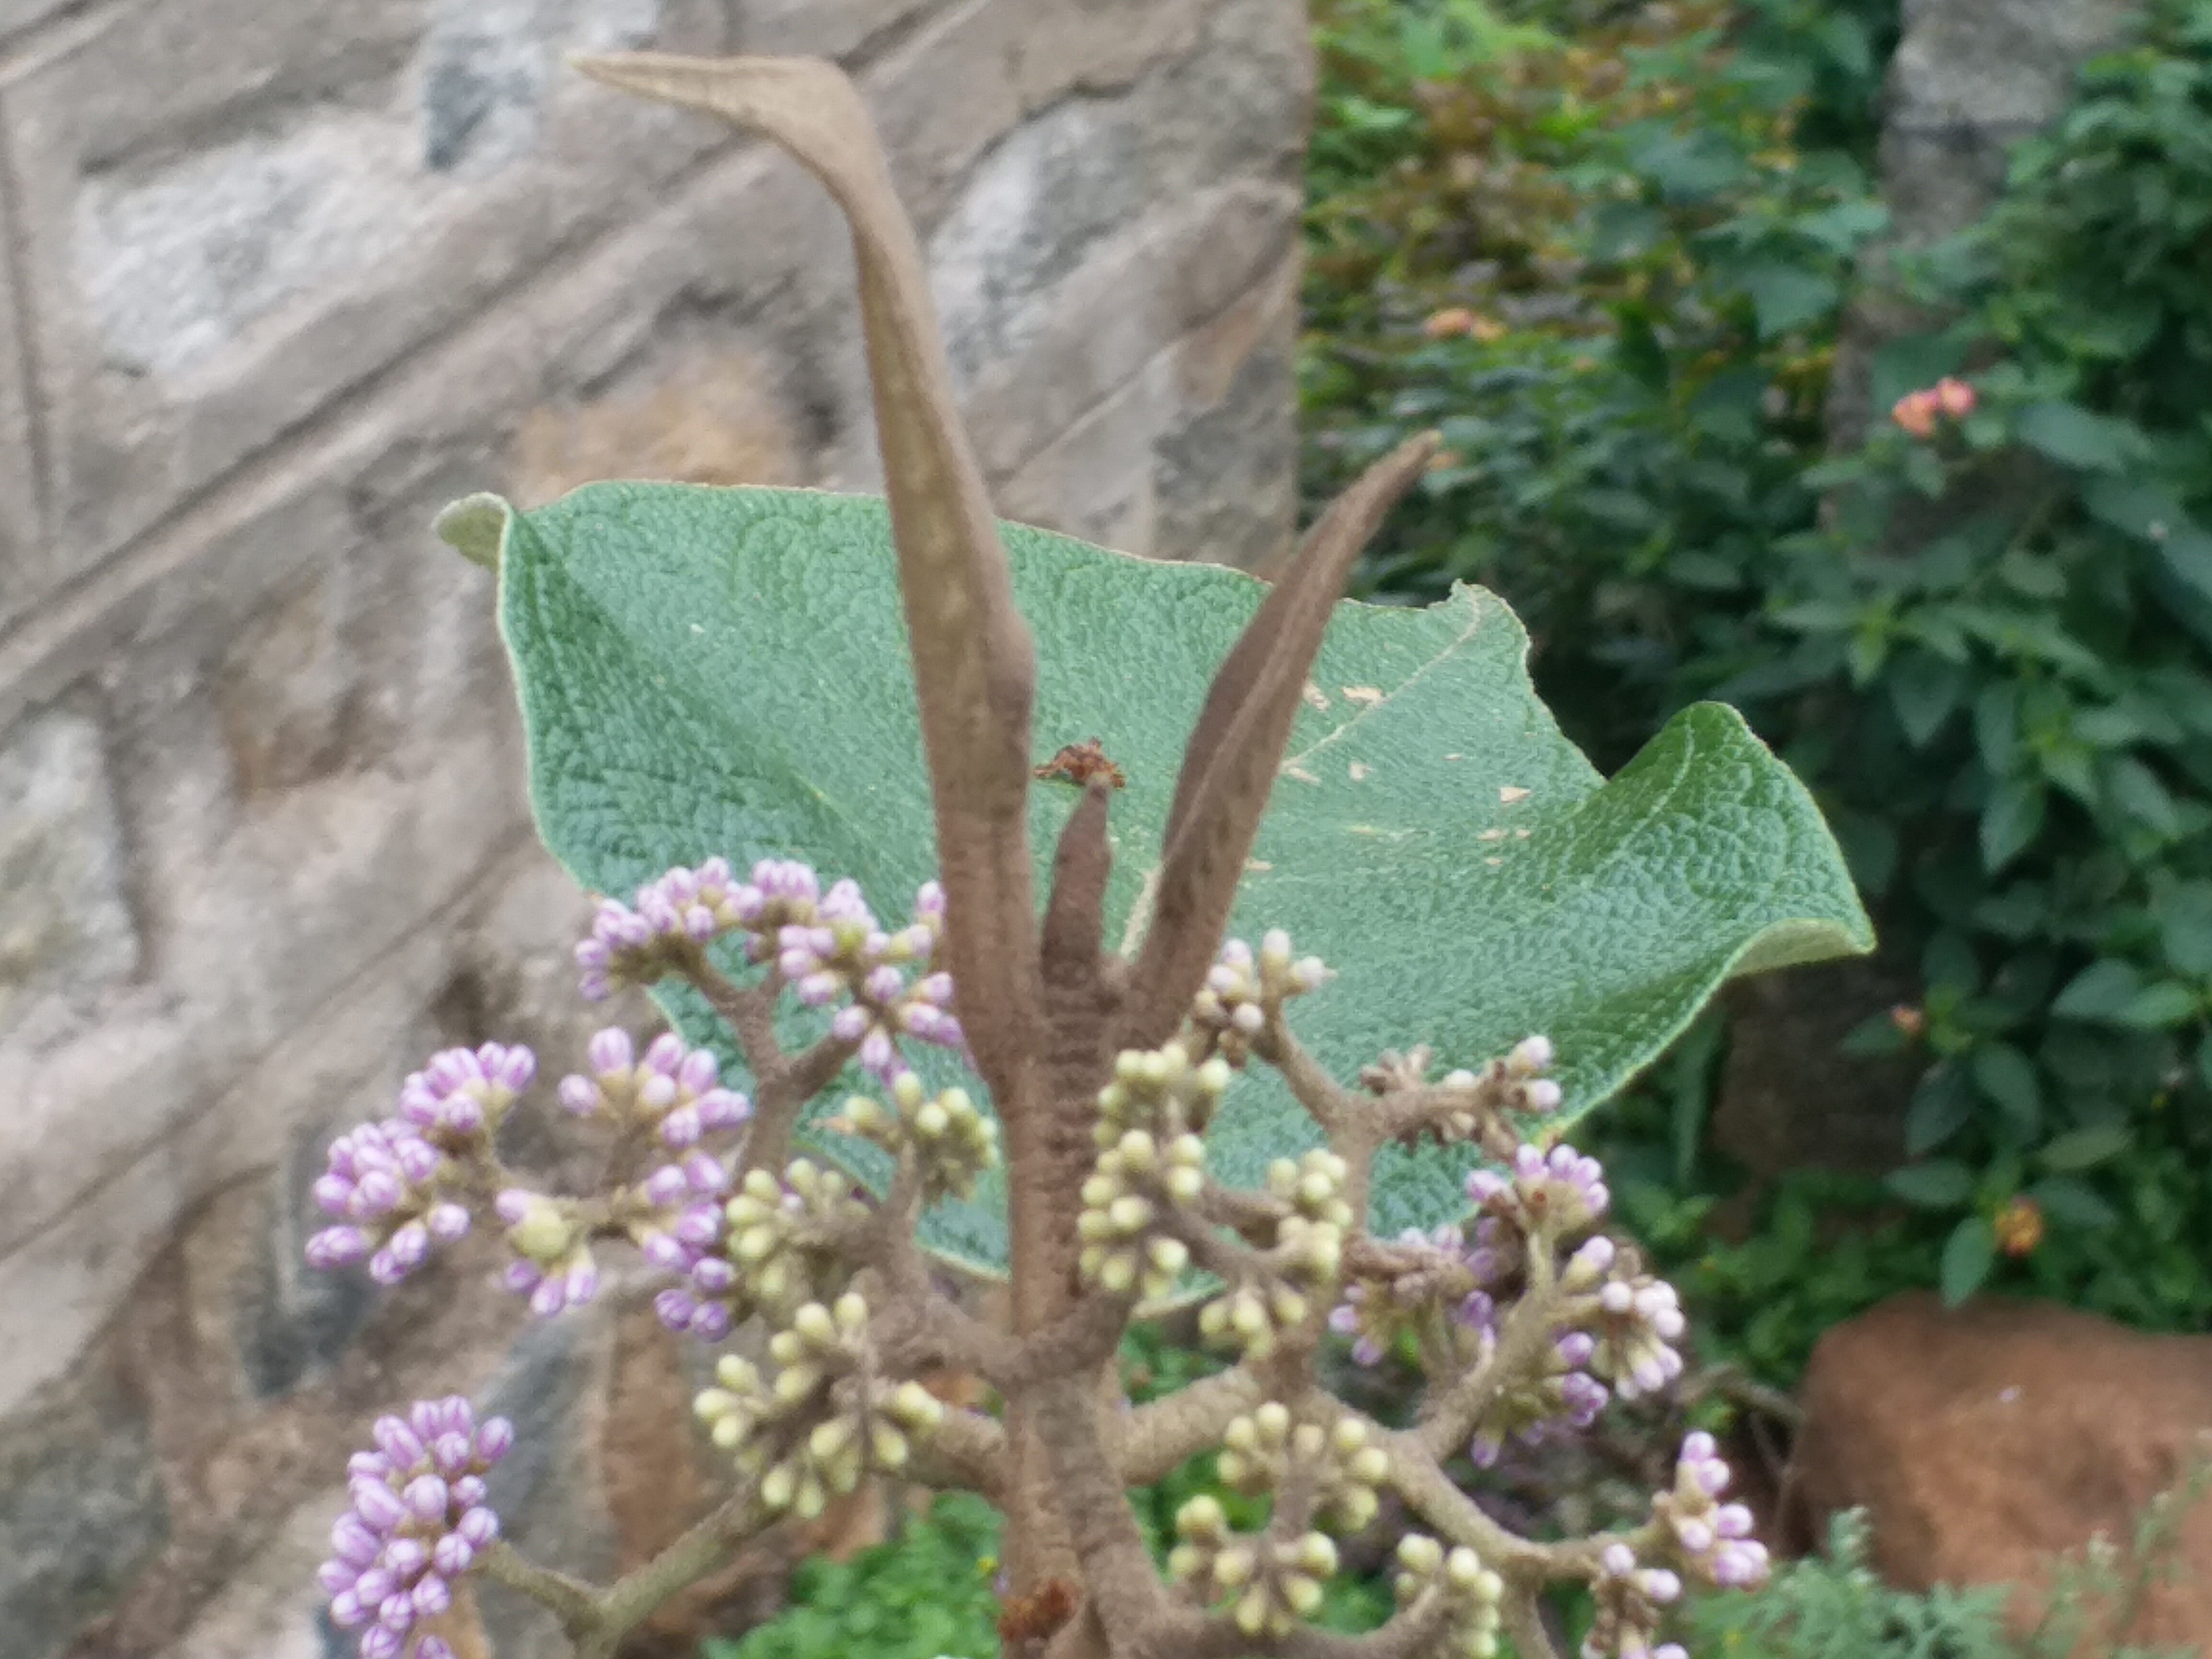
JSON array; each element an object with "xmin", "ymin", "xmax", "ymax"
[{"xmin": 1302, "ymin": 0, "xmax": 2212, "ymax": 1369}]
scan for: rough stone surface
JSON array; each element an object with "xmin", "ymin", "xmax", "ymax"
[
  {"xmin": 1788, "ymin": 1293, "xmax": 2212, "ymax": 1647},
  {"xmin": 0, "ymin": 0, "xmax": 1310, "ymax": 1652}
]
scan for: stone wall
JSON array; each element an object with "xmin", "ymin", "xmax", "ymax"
[{"xmin": 0, "ymin": 1, "xmax": 1312, "ymax": 1653}]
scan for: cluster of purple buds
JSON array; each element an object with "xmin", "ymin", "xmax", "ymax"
[
  {"xmin": 1327, "ymin": 1224, "xmax": 1486, "ymax": 1368},
  {"xmin": 1468, "ymin": 1327, "xmax": 1611, "ymax": 1468},
  {"xmin": 1584, "ymin": 1258, "xmax": 1686, "ymax": 1403},
  {"xmin": 1466, "ymin": 1141, "xmax": 1611, "ymax": 1241},
  {"xmin": 320, "ymin": 1398, "xmax": 510, "ymax": 1659},
  {"xmin": 637, "ymin": 1154, "xmax": 744, "ymax": 1341},
  {"xmin": 574, "ymin": 857, "xmax": 753, "ymax": 999},
  {"xmin": 495, "ymin": 1189, "xmax": 600, "ymax": 1316},
  {"xmin": 557, "ymin": 1028, "xmax": 751, "ymax": 1148},
  {"xmin": 1581, "ymin": 1543, "xmax": 1685, "ymax": 1659},
  {"xmin": 1657, "ymin": 1432, "xmax": 1769, "ymax": 1589}
]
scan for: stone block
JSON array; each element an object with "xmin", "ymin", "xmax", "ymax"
[
  {"xmin": 0, "ymin": 701, "xmax": 138, "ymax": 1039},
  {"xmin": 0, "ymin": 0, "xmax": 733, "ymax": 577},
  {"xmin": 734, "ymin": 0, "xmax": 939, "ymax": 60},
  {"xmin": 0, "ymin": 1343, "xmax": 167, "ymax": 1659}
]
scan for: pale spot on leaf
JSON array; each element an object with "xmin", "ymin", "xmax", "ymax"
[
  {"xmin": 1343, "ymin": 685, "xmax": 1385, "ymax": 707},
  {"xmin": 1500, "ymin": 785, "xmax": 1531, "ymax": 805},
  {"xmin": 1285, "ymin": 765, "xmax": 1321, "ymax": 785},
  {"xmin": 1478, "ymin": 828, "xmax": 1508, "ymax": 842},
  {"xmin": 1349, "ymin": 761, "xmax": 1372, "ymax": 782},
  {"xmin": 1303, "ymin": 682, "xmax": 1331, "ymax": 711}
]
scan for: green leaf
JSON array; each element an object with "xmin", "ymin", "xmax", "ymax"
[
  {"xmin": 2051, "ymin": 959, "xmax": 2142, "ymax": 1021},
  {"xmin": 2028, "ymin": 1175, "xmax": 2120, "ymax": 1230},
  {"xmin": 2160, "ymin": 883, "xmax": 2212, "ymax": 976},
  {"xmin": 1887, "ymin": 652, "xmax": 1968, "ymax": 747},
  {"xmin": 1980, "ymin": 778, "xmax": 2045, "ymax": 872},
  {"xmin": 2039, "ymin": 1124, "xmax": 2132, "ymax": 1173},
  {"xmin": 1939, "ymin": 1216, "xmax": 1996, "ymax": 1306},
  {"xmin": 483, "ymin": 485, "xmax": 1873, "ymax": 1271},
  {"xmin": 2012, "ymin": 402, "xmax": 2150, "ymax": 473},
  {"xmin": 1738, "ymin": 262, "xmax": 1840, "ymax": 339},
  {"xmin": 1970, "ymin": 1043, "xmax": 2042, "ymax": 1139},
  {"xmin": 1886, "ymin": 1160, "xmax": 1974, "ymax": 1209},
  {"xmin": 1905, "ymin": 1065, "xmax": 1974, "ymax": 1156},
  {"xmin": 2116, "ymin": 980, "xmax": 2200, "ymax": 1029}
]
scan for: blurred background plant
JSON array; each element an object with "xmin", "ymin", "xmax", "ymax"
[{"xmin": 1306, "ymin": 0, "xmax": 2212, "ymax": 1381}]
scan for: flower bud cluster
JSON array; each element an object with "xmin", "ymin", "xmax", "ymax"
[
  {"xmin": 495, "ymin": 1189, "xmax": 601, "ymax": 1316},
  {"xmin": 1581, "ymin": 1543, "xmax": 1685, "ymax": 1659},
  {"xmin": 556, "ymin": 1029, "xmax": 750, "ymax": 1148},
  {"xmin": 575, "ymin": 859, "xmax": 961, "ymax": 1086},
  {"xmin": 1328, "ymin": 1225, "xmax": 1487, "ymax": 1369},
  {"xmin": 1078, "ymin": 1125, "xmax": 1203, "ymax": 1300},
  {"xmin": 1580, "ymin": 1249, "xmax": 1687, "ymax": 1403},
  {"xmin": 1167, "ymin": 1494, "xmax": 1341, "ymax": 1638},
  {"xmin": 320, "ymin": 1398, "xmax": 511, "ymax": 1659},
  {"xmin": 1392, "ymin": 1536, "xmax": 1505, "ymax": 1659},
  {"xmin": 306, "ymin": 1043, "xmax": 531, "ymax": 1286},
  {"xmin": 1195, "ymin": 1151, "xmax": 1352, "ymax": 1360},
  {"xmin": 1186, "ymin": 932, "xmax": 1331, "ymax": 1067},
  {"xmin": 1095, "ymin": 1042, "xmax": 1234, "ymax": 1143},
  {"xmin": 1465, "ymin": 1141, "xmax": 1610, "ymax": 1249},
  {"xmin": 1652, "ymin": 1433, "xmax": 1768, "ymax": 1590},
  {"xmin": 628, "ymin": 1151, "xmax": 740, "ymax": 1336},
  {"xmin": 705, "ymin": 1159, "xmax": 867, "ymax": 1322},
  {"xmin": 830, "ymin": 1072, "xmax": 999, "ymax": 1202},
  {"xmin": 1467, "ymin": 1328, "xmax": 1609, "ymax": 1469},
  {"xmin": 692, "ymin": 1293, "xmax": 944, "ymax": 1520},
  {"xmin": 1214, "ymin": 1404, "xmax": 1391, "ymax": 1534}
]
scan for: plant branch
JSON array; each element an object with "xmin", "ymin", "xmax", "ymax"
[{"xmin": 1118, "ymin": 1366, "xmax": 1265, "ymax": 1485}]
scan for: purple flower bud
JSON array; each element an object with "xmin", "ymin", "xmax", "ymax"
[
  {"xmin": 352, "ymin": 1480, "xmax": 407, "ymax": 1533},
  {"xmin": 367, "ymin": 1250, "xmax": 408, "ymax": 1287},
  {"xmin": 360, "ymin": 1623, "xmax": 403, "ymax": 1659},
  {"xmin": 317, "ymin": 1559, "xmax": 358, "ymax": 1595},
  {"xmin": 426, "ymin": 1203, "xmax": 471, "ymax": 1244},
  {"xmin": 660, "ymin": 1105, "xmax": 702, "ymax": 1147},
  {"xmin": 313, "ymin": 1174, "xmax": 355, "ymax": 1213},
  {"xmin": 377, "ymin": 1592, "xmax": 415, "ymax": 1632},
  {"xmin": 373, "ymin": 1416, "xmax": 427, "ymax": 1467},
  {"xmin": 353, "ymin": 1566, "xmax": 396, "ymax": 1607},
  {"xmin": 333, "ymin": 1514, "xmax": 384, "ymax": 1564},
  {"xmin": 452, "ymin": 1475, "xmax": 487, "ymax": 1508},
  {"xmin": 682, "ymin": 1151, "xmax": 729, "ymax": 1193},
  {"xmin": 697, "ymin": 1090, "xmax": 749, "ymax": 1130},
  {"xmin": 639, "ymin": 1073, "xmax": 678, "ymax": 1112},
  {"xmin": 638, "ymin": 1231, "xmax": 690, "ymax": 1271},
  {"xmin": 688, "ymin": 1301, "xmax": 734, "ymax": 1340},
  {"xmin": 418, "ymin": 1640, "xmax": 459, "ymax": 1659},
  {"xmin": 529, "ymin": 1277, "xmax": 567, "ymax": 1318},
  {"xmin": 558, "ymin": 1076, "xmax": 600, "ymax": 1115},
  {"xmin": 402, "ymin": 1475, "xmax": 449, "ymax": 1522},
  {"xmin": 457, "ymin": 1507, "xmax": 501, "ymax": 1548},
  {"xmin": 431, "ymin": 1431, "xmax": 474, "ymax": 1477},
  {"xmin": 863, "ymin": 966, "xmax": 904, "ymax": 1004},
  {"xmin": 563, "ymin": 1261, "xmax": 599, "ymax": 1305},
  {"xmin": 353, "ymin": 1171, "xmax": 405, "ymax": 1218},
  {"xmin": 411, "ymin": 1573, "xmax": 452, "ymax": 1616},
  {"xmin": 794, "ymin": 970, "xmax": 841, "ymax": 1006},
  {"xmin": 383, "ymin": 1537, "xmax": 428, "ymax": 1577},
  {"xmin": 1556, "ymin": 1331, "xmax": 1595, "ymax": 1368},
  {"xmin": 307, "ymin": 1227, "xmax": 371, "ymax": 1269},
  {"xmin": 494, "ymin": 1190, "xmax": 533, "ymax": 1226},
  {"xmin": 491, "ymin": 1045, "xmax": 536, "ymax": 1093},
  {"xmin": 433, "ymin": 1534, "xmax": 475, "ymax": 1577},
  {"xmin": 588, "ymin": 1027, "xmax": 634, "ymax": 1076},
  {"xmin": 1600, "ymin": 1542, "xmax": 1636, "ymax": 1576},
  {"xmin": 859, "ymin": 1030, "xmax": 895, "ymax": 1074},
  {"xmin": 329, "ymin": 1590, "xmax": 369, "ymax": 1630},
  {"xmin": 674, "ymin": 1205, "xmax": 721, "ymax": 1248},
  {"xmin": 475, "ymin": 1417, "xmax": 513, "ymax": 1464},
  {"xmin": 1715, "ymin": 1503, "xmax": 1754, "ymax": 1538},
  {"xmin": 1641, "ymin": 1567, "xmax": 1683, "ymax": 1605},
  {"xmin": 1353, "ymin": 1337, "xmax": 1384, "ymax": 1366},
  {"xmin": 641, "ymin": 1033, "xmax": 683, "ymax": 1075},
  {"xmin": 386, "ymin": 1222, "xmax": 430, "ymax": 1270},
  {"xmin": 503, "ymin": 1260, "xmax": 541, "ymax": 1295},
  {"xmin": 1674, "ymin": 1518, "xmax": 1714, "ymax": 1554},
  {"xmin": 831, "ymin": 1005, "xmax": 871, "ymax": 1043},
  {"xmin": 655, "ymin": 1288, "xmax": 698, "ymax": 1331},
  {"xmin": 690, "ymin": 1257, "xmax": 736, "ymax": 1294},
  {"xmin": 677, "ymin": 1049, "xmax": 719, "ymax": 1093}
]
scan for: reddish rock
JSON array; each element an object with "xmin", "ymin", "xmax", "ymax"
[{"xmin": 1787, "ymin": 1293, "xmax": 2212, "ymax": 1648}]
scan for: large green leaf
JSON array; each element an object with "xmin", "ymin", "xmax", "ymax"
[{"xmin": 472, "ymin": 483, "xmax": 1871, "ymax": 1273}]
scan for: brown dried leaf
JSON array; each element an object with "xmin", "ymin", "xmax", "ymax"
[
  {"xmin": 569, "ymin": 51, "xmax": 1043, "ymax": 1111},
  {"xmin": 1121, "ymin": 431, "xmax": 1440, "ymax": 1048}
]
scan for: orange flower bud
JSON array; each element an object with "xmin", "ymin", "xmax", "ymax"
[
  {"xmin": 1994, "ymin": 1195, "xmax": 2044, "ymax": 1258},
  {"xmin": 1934, "ymin": 377, "xmax": 1977, "ymax": 419},
  {"xmin": 1423, "ymin": 307, "xmax": 1479, "ymax": 340},
  {"xmin": 1891, "ymin": 390, "xmax": 1938, "ymax": 439}
]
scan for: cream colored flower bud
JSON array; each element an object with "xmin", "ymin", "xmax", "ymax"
[
  {"xmin": 890, "ymin": 1381, "xmax": 944, "ymax": 1428},
  {"xmin": 1254, "ymin": 1402, "xmax": 1292, "ymax": 1442},
  {"xmin": 1165, "ymin": 1166, "xmax": 1206, "ymax": 1204},
  {"xmin": 833, "ymin": 1292, "xmax": 868, "ymax": 1333},
  {"xmin": 1176, "ymin": 1495, "xmax": 1227, "ymax": 1539},
  {"xmin": 1297, "ymin": 1533, "xmax": 1339, "ymax": 1577},
  {"xmin": 1398, "ymin": 1535, "xmax": 1443, "ymax": 1575}
]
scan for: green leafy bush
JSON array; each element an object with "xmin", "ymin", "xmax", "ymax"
[{"xmin": 1302, "ymin": 0, "xmax": 2212, "ymax": 1356}]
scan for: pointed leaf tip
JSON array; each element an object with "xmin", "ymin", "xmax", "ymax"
[{"xmin": 434, "ymin": 493, "xmax": 511, "ymax": 572}]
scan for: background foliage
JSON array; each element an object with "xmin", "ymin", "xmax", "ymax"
[{"xmin": 1305, "ymin": 0, "xmax": 2212, "ymax": 1377}]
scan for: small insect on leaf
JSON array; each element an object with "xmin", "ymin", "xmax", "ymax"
[{"xmin": 1034, "ymin": 737, "xmax": 1128, "ymax": 791}]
